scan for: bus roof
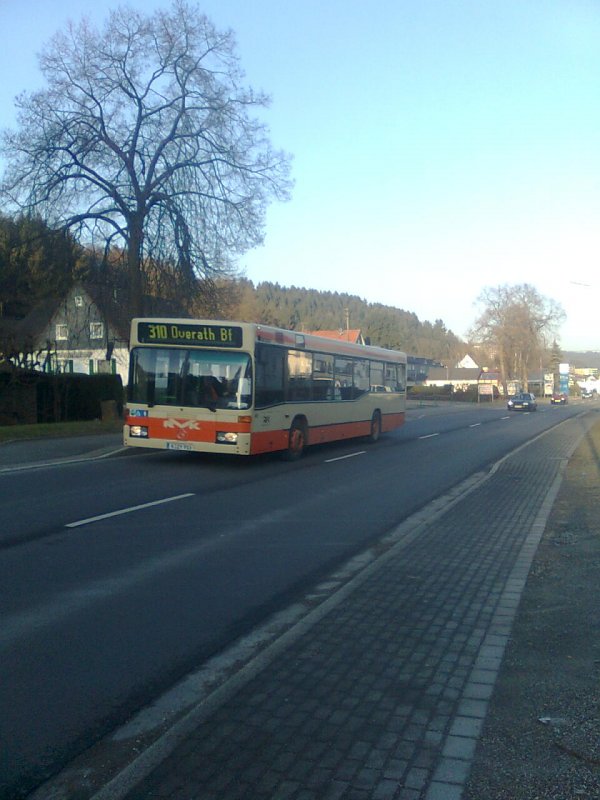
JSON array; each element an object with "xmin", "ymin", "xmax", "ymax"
[{"xmin": 131, "ymin": 318, "xmax": 406, "ymax": 363}]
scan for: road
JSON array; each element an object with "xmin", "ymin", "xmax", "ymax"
[{"xmin": 0, "ymin": 400, "xmax": 584, "ymax": 799}]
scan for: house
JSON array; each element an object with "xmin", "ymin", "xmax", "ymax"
[
  {"xmin": 15, "ymin": 284, "xmax": 131, "ymax": 383},
  {"xmin": 13, "ymin": 283, "xmax": 187, "ymax": 384},
  {"xmin": 425, "ymin": 366, "xmax": 503, "ymax": 395},
  {"xmin": 425, "ymin": 366, "xmax": 482, "ymax": 392}
]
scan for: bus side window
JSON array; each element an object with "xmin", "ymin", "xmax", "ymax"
[
  {"xmin": 370, "ymin": 361, "xmax": 384, "ymax": 392},
  {"xmin": 397, "ymin": 364, "xmax": 407, "ymax": 392},
  {"xmin": 334, "ymin": 357, "xmax": 353, "ymax": 400},
  {"xmin": 353, "ymin": 359, "xmax": 369, "ymax": 398},
  {"xmin": 313, "ymin": 353, "xmax": 334, "ymax": 401},
  {"xmin": 255, "ymin": 344, "xmax": 285, "ymax": 408},
  {"xmin": 384, "ymin": 363, "xmax": 399, "ymax": 392},
  {"xmin": 286, "ymin": 350, "xmax": 313, "ymax": 402}
]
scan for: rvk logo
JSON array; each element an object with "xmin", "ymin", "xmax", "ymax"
[{"xmin": 163, "ymin": 419, "xmax": 200, "ymax": 430}]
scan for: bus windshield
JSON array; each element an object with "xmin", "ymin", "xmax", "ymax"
[{"xmin": 128, "ymin": 347, "xmax": 252, "ymax": 410}]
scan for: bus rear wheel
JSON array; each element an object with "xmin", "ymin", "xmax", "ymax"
[
  {"xmin": 367, "ymin": 411, "xmax": 382, "ymax": 443},
  {"xmin": 284, "ymin": 419, "xmax": 307, "ymax": 461}
]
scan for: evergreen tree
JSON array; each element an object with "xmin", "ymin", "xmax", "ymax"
[{"xmin": 0, "ymin": 213, "xmax": 83, "ymax": 317}]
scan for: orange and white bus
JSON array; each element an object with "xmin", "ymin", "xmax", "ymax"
[{"xmin": 124, "ymin": 319, "xmax": 406, "ymax": 459}]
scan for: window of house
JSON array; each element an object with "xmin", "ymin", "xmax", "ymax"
[
  {"xmin": 90, "ymin": 322, "xmax": 104, "ymax": 339},
  {"xmin": 56, "ymin": 324, "xmax": 68, "ymax": 340}
]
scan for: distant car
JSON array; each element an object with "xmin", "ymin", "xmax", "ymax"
[
  {"xmin": 581, "ymin": 389, "xmax": 594, "ymax": 400},
  {"xmin": 551, "ymin": 392, "xmax": 568, "ymax": 405},
  {"xmin": 370, "ymin": 385, "xmax": 392, "ymax": 393},
  {"xmin": 507, "ymin": 392, "xmax": 537, "ymax": 411}
]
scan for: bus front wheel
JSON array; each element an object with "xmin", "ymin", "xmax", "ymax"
[
  {"xmin": 284, "ymin": 419, "xmax": 307, "ymax": 461},
  {"xmin": 367, "ymin": 411, "xmax": 381, "ymax": 444}
]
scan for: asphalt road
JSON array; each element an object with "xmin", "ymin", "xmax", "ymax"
[{"xmin": 0, "ymin": 400, "xmax": 585, "ymax": 799}]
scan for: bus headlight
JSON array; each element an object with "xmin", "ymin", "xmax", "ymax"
[
  {"xmin": 216, "ymin": 431, "xmax": 238, "ymax": 444},
  {"xmin": 130, "ymin": 425, "xmax": 149, "ymax": 438}
]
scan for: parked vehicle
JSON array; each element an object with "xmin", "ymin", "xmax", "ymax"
[
  {"xmin": 581, "ymin": 389, "xmax": 594, "ymax": 400},
  {"xmin": 507, "ymin": 392, "xmax": 538, "ymax": 411},
  {"xmin": 551, "ymin": 392, "xmax": 568, "ymax": 405}
]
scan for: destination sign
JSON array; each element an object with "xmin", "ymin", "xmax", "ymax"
[{"xmin": 137, "ymin": 322, "xmax": 243, "ymax": 347}]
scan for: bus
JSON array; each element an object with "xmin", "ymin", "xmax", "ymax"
[{"xmin": 124, "ymin": 319, "xmax": 407, "ymax": 459}]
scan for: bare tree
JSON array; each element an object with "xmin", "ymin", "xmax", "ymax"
[
  {"xmin": 469, "ymin": 284, "xmax": 565, "ymax": 393},
  {"xmin": 0, "ymin": 1, "xmax": 292, "ymax": 315}
]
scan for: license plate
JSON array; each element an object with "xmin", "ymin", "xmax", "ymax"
[{"xmin": 167, "ymin": 442, "xmax": 193, "ymax": 451}]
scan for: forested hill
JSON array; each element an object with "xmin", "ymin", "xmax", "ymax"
[
  {"xmin": 563, "ymin": 351, "xmax": 600, "ymax": 370},
  {"xmin": 230, "ymin": 280, "xmax": 465, "ymax": 362}
]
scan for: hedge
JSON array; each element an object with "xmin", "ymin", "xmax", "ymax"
[
  {"xmin": 36, "ymin": 373, "xmax": 123, "ymax": 423},
  {"xmin": 0, "ymin": 369, "xmax": 123, "ymax": 424}
]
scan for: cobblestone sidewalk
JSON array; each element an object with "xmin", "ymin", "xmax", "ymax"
[{"xmin": 464, "ymin": 413, "xmax": 600, "ymax": 800}]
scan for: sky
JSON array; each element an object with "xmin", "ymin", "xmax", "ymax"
[{"xmin": 1, "ymin": 0, "xmax": 599, "ymax": 351}]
